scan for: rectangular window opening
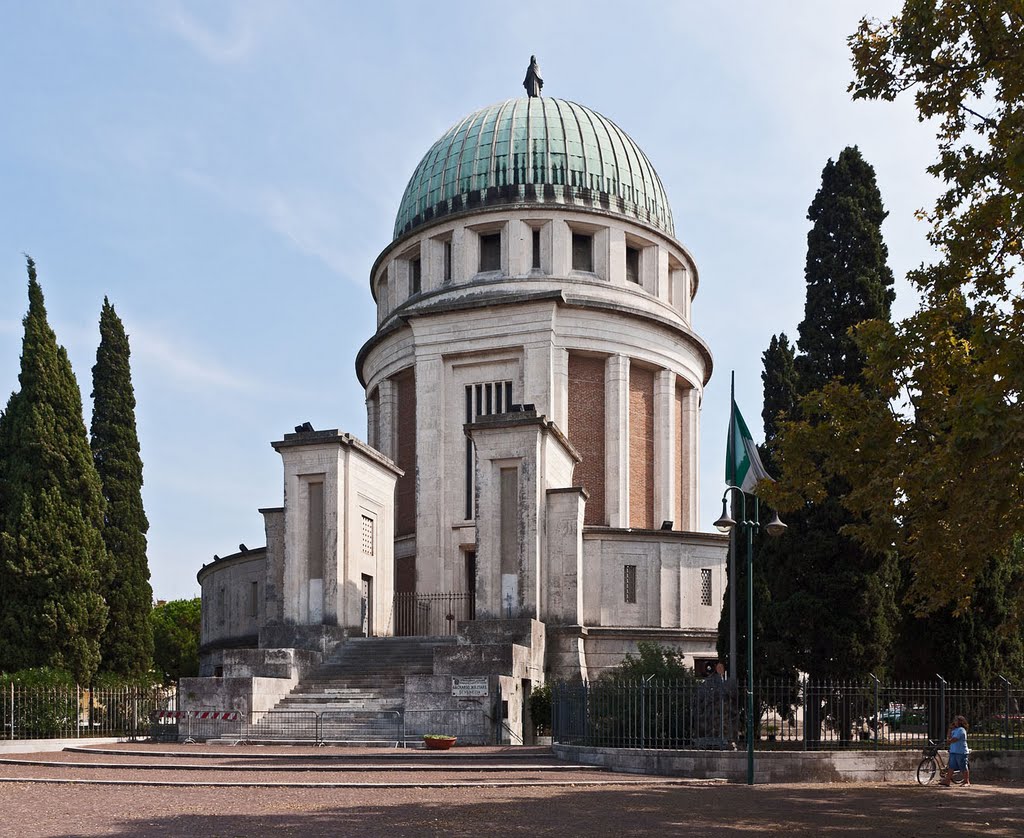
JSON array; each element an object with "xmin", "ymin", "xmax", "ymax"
[
  {"xmin": 572, "ymin": 233, "xmax": 593, "ymax": 272},
  {"xmin": 626, "ymin": 246, "xmax": 640, "ymax": 284},
  {"xmin": 532, "ymin": 229, "xmax": 541, "ymax": 270},
  {"xmin": 443, "ymin": 240, "xmax": 452, "ymax": 282},
  {"xmin": 410, "ymin": 258, "xmax": 422, "ymax": 294},
  {"xmin": 701, "ymin": 568, "xmax": 712, "ymax": 607},
  {"xmin": 249, "ymin": 581, "xmax": 259, "ymax": 618},
  {"xmin": 361, "ymin": 514, "xmax": 375, "ymax": 556},
  {"xmin": 480, "ymin": 233, "xmax": 501, "ymax": 272},
  {"xmin": 624, "ymin": 565, "xmax": 637, "ymax": 604}
]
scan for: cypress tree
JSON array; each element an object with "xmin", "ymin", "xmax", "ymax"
[
  {"xmin": 0, "ymin": 258, "xmax": 108, "ymax": 681},
  {"xmin": 768, "ymin": 148, "xmax": 900, "ymax": 681},
  {"xmin": 796, "ymin": 147, "xmax": 895, "ymax": 391},
  {"xmin": 91, "ymin": 298, "xmax": 153, "ymax": 677}
]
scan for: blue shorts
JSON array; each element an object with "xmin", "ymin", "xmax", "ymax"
[{"xmin": 949, "ymin": 752, "xmax": 968, "ymax": 772}]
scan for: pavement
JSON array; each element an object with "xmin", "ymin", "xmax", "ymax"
[{"xmin": 0, "ymin": 743, "xmax": 1020, "ymax": 837}]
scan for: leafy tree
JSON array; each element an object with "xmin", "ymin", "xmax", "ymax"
[
  {"xmin": 770, "ymin": 2, "xmax": 1024, "ymax": 615},
  {"xmin": 150, "ymin": 598, "xmax": 200, "ymax": 682},
  {"xmin": 602, "ymin": 641, "xmax": 699, "ymax": 683},
  {"xmin": 91, "ymin": 298, "xmax": 153, "ymax": 677},
  {"xmin": 0, "ymin": 258, "xmax": 108, "ymax": 682},
  {"xmin": 761, "ymin": 149, "xmax": 900, "ymax": 681}
]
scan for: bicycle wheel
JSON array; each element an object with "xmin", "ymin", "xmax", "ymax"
[
  {"xmin": 949, "ymin": 768, "xmax": 966, "ymax": 785},
  {"xmin": 917, "ymin": 756, "xmax": 939, "ymax": 785}
]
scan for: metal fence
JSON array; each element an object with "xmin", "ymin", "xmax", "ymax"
[
  {"xmin": 552, "ymin": 676, "xmax": 1024, "ymax": 751},
  {"xmin": 393, "ymin": 591, "xmax": 475, "ymax": 637},
  {"xmin": 1, "ymin": 682, "xmax": 177, "ymax": 740}
]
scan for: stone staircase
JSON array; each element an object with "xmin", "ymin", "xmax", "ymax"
[{"xmin": 241, "ymin": 636, "xmax": 456, "ymax": 745}]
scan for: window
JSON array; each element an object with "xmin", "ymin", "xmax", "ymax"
[
  {"xmin": 626, "ymin": 246, "xmax": 640, "ymax": 284},
  {"xmin": 249, "ymin": 581, "xmax": 259, "ymax": 617},
  {"xmin": 701, "ymin": 568, "xmax": 712, "ymax": 606},
  {"xmin": 443, "ymin": 240, "xmax": 452, "ymax": 282},
  {"xmin": 217, "ymin": 587, "xmax": 226, "ymax": 624},
  {"xmin": 464, "ymin": 380, "xmax": 514, "ymax": 519},
  {"xmin": 624, "ymin": 565, "xmax": 637, "ymax": 604},
  {"xmin": 480, "ymin": 233, "xmax": 501, "ymax": 272},
  {"xmin": 410, "ymin": 258, "xmax": 421, "ymax": 294},
  {"xmin": 572, "ymin": 233, "xmax": 593, "ymax": 272},
  {"xmin": 361, "ymin": 514, "xmax": 375, "ymax": 556},
  {"xmin": 532, "ymin": 229, "xmax": 541, "ymax": 270}
]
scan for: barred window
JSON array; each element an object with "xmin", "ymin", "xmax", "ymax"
[
  {"xmin": 464, "ymin": 380, "xmax": 514, "ymax": 519},
  {"xmin": 701, "ymin": 568, "xmax": 712, "ymax": 606},
  {"xmin": 624, "ymin": 564, "xmax": 637, "ymax": 604},
  {"xmin": 361, "ymin": 514, "xmax": 375, "ymax": 556}
]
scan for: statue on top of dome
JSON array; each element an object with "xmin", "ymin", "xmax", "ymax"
[{"xmin": 523, "ymin": 55, "xmax": 543, "ymax": 98}]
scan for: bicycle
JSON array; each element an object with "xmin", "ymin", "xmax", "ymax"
[{"xmin": 916, "ymin": 740, "xmax": 967, "ymax": 785}]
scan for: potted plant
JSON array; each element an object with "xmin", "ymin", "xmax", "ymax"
[{"xmin": 423, "ymin": 734, "xmax": 457, "ymax": 750}]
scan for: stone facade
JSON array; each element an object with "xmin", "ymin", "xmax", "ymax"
[{"xmin": 192, "ymin": 91, "xmax": 728, "ymax": 741}]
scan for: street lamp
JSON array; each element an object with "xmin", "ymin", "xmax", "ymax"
[{"xmin": 714, "ymin": 485, "xmax": 787, "ymax": 785}]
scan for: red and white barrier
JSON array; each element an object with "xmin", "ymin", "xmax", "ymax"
[{"xmin": 152, "ymin": 709, "xmax": 240, "ymax": 721}]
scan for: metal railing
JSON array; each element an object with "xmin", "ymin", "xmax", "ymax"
[
  {"xmin": 393, "ymin": 591, "xmax": 475, "ymax": 637},
  {"xmin": 552, "ymin": 676, "xmax": 1024, "ymax": 751},
  {"xmin": 2, "ymin": 682, "xmax": 176, "ymax": 740},
  {"xmin": 321, "ymin": 710, "xmax": 402, "ymax": 745}
]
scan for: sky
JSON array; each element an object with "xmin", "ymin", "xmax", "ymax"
[{"xmin": 0, "ymin": 1, "xmax": 941, "ymax": 602}]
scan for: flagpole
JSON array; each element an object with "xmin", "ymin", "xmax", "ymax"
[{"xmin": 728, "ymin": 371, "xmax": 737, "ymax": 684}]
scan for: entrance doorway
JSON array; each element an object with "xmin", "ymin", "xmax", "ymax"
[{"xmin": 361, "ymin": 574, "xmax": 373, "ymax": 636}]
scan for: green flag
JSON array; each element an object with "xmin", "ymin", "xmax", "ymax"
[{"xmin": 726, "ymin": 396, "xmax": 772, "ymax": 493}]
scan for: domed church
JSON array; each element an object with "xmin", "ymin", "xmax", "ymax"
[{"xmin": 189, "ymin": 60, "xmax": 728, "ymax": 743}]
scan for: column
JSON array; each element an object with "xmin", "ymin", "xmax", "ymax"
[
  {"xmin": 376, "ymin": 378, "xmax": 396, "ymax": 461},
  {"xmin": 605, "ymin": 354, "xmax": 630, "ymax": 528},
  {"xmin": 654, "ymin": 369, "xmax": 676, "ymax": 528}
]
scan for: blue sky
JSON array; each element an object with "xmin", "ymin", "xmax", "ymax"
[{"xmin": 0, "ymin": 1, "xmax": 939, "ymax": 601}]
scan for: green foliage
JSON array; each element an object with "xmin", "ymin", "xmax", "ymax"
[
  {"xmin": 150, "ymin": 598, "xmax": 200, "ymax": 683},
  {"xmin": 602, "ymin": 642, "xmax": 699, "ymax": 683},
  {"xmin": 529, "ymin": 682, "xmax": 552, "ymax": 733},
  {"xmin": 91, "ymin": 298, "xmax": 153, "ymax": 677},
  {"xmin": 759, "ymin": 149, "xmax": 900, "ymax": 680},
  {"xmin": 0, "ymin": 667, "xmax": 75, "ymax": 688},
  {"xmin": 0, "ymin": 259, "xmax": 108, "ymax": 682},
  {"xmin": 771, "ymin": 2, "xmax": 1024, "ymax": 616}
]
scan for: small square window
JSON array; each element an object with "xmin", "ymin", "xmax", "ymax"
[
  {"xmin": 572, "ymin": 233, "xmax": 593, "ymax": 272},
  {"xmin": 410, "ymin": 258, "xmax": 421, "ymax": 294},
  {"xmin": 480, "ymin": 233, "xmax": 501, "ymax": 272},
  {"xmin": 624, "ymin": 564, "xmax": 637, "ymax": 604},
  {"xmin": 701, "ymin": 569, "xmax": 712, "ymax": 606},
  {"xmin": 626, "ymin": 247, "xmax": 640, "ymax": 284}
]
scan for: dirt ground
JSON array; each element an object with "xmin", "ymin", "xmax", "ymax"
[{"xmin": 0, "ymin": 745, "xmax": 1019, "ymax": 837}]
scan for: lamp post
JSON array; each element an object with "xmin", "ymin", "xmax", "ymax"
[{"xmin": 714, "ymin": 485, "xmax": 787, "ymax": 785}]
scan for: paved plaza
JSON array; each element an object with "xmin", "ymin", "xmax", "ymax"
[{"xmin": 0, "ymin": 744, "xmax": 1020, "ymax": 837}]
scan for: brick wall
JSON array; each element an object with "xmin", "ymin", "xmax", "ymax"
[
  {"xmin": 629, "ymin": 365, "xmax": 655, "ymax": 529},
  {"xmin": 394, "ymin": 368, "xmax": 416, "ymax": 537},
  {"xmin": 568, "ymin": 354, "xmax": 606, "ymax": 525}
]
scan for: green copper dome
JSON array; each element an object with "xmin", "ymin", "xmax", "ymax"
[{"xmin": 394, "ymin": 97, "xmax": 675, "ymax": 241}]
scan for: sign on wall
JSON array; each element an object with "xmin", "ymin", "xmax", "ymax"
[{"xmin": 452, "ymin": 676, "xmax": 489, "ymax": 697}]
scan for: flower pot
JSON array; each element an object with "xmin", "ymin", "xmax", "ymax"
[{"xmin": 423, "ymin": 735, "xmax": 457, "ymax": 750}]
